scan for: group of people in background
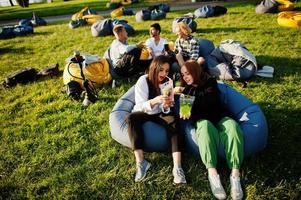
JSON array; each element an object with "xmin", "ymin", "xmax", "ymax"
[{"xmin": 105, "ymin": 22, "xmax": 244, "ymax": 200}]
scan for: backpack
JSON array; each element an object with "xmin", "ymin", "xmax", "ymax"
[
  {"xmin": 37, "ymin": 63, "xmax": 60, "ymax": 78},
  {"xmin": 172, "ymin": 16, "xmax": 197, "ymax": 33},
  {"xmin": 207, "ymin": 40, "xmax": 257, "ymax": 85},
  {"xmin": 3, "ymin": 68, "xmax": 38, "ymax": 88}
]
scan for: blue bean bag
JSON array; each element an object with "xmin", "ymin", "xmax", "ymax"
[{"xmin": 109, "ymin": 83, "xmax": 268, "ymax": 157}]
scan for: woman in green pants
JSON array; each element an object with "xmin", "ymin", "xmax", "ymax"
[{"xmin": 174, "ymin": 60, "xmax": 244, "ymax": 200}]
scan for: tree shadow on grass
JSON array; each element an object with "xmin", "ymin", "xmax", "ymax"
[
  {"xmin": 252, "ymin": 55, "xmax": 301, "ymax": 84},
  {"xmin": 196, "ymin": 27, "xmax": 254, "ymax": 34},
  {"xmin": 0, "ymin": 47, "xmax": 33, "ymax": 55},
  {"xmin": 245, "ymin": 102, "xmax": 301, "ymax": 189},
  {"xmin": 32, "ymin": 31, "xmax": 53, "ymax": 36}
]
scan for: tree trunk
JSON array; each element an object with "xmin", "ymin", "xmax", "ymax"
[
  {"xmin": 9, "ymin": 0, "xmax": 14, "ymax": 6},
  {"xmin": 16, "ymin": 0, "xmax": 29, "ymax": 7}
]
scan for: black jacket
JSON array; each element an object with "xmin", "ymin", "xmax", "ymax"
[{"xmin": 182, "ymin": 77, "xmax": 227, "ymax": 125}]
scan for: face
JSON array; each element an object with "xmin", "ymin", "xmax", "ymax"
[
  {"xmin": 181, "ymin": 66, "xmax": 194, "ymax": 85},
  {"xmin": 119, "ymin": 28, "xmax": 128, "ymax": 41},
  {"xmin": 157, "ymin": 63, "xmax": 170, "ymax": 82},
  {"xmin": 175, "ymin": 26, "xmax": 185, "ymax": 39},
  {"xmin": 150, "ymin": 27, "xmax": 159, "ymax": 37}
]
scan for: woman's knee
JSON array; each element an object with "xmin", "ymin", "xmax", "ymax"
[
  {"xmin": 219, "ymin": 117, "xmax": 242, "ymax": 138},
  {"xmin": 127, "ymin": 112, "xmax": 147, "ymax": 126},
  {"xmin": 196, "ymin": 119, "xmax": 215, "ymax": 137}
]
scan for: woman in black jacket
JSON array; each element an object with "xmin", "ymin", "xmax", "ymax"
[{"xmin": 174, "ymin": 60, "xmax": 244, "ymax": 200}]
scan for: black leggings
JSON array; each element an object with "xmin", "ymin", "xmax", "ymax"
[{"xmin": 127, "ymin": 111, "xmax": 183, "ymax": 153}]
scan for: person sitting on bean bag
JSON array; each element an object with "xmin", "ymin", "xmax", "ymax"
[
  {"xmin": 174, "ymin": 60, "xmax": 244, "ymax": 200},
  {"xmin": 126, "ymin": 55, "xmax": 187, "ymax": 184},
  {"xmin": 104, "ymin": 24, "xmax": 151, "ymax": 78}
]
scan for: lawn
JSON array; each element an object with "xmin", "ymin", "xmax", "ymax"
[{"xmin": 1, "ymin": 1, "xmax": 301, "ymax": 199}]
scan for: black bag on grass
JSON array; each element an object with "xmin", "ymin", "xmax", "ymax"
[
  {"xmin": 3, "ymin": 68, "xmax": 38, "ymax": 87},
  {"xmin": 37, "ymin": 63, "xmax": 60, "ymax": 78}
]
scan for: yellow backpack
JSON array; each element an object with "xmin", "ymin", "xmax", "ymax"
[{"xmin": 63, "ymin": 58, "xmax": 112, "ymax": 89}]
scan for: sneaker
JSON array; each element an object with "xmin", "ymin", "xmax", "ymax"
[
  {"xmin": 230, "ymin": 175, "xmax": 243, "ymax": 200},
  {"xmin": 134, "ymin": 160, "xmax": 151, "ymax": 182},
  {"xmin": 172, "ymin": 167, "xmax": 187, "ymax": 184},
  {"xmin": 82, "ymin": 92, "xmax": 93, "ymax": 107},
  {"xmin": 208, "ymin": 174, "xmax": 227, "ymax": 200}
]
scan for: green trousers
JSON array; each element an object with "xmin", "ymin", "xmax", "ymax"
[{"xmin": 196, "ymin": 117, "xmax": 244, "ymax": 169}]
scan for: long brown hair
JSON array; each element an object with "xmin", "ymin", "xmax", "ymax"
[
  {"xmin": 148, "ymin": 55, "xmax": 170, "ymax": 96},
  {"xmin": 180, "ymin": 60, "xmax": 210, "ymax": 87}
]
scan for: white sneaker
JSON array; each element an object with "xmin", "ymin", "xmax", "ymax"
[
  {"xmin": 208, "ymin": 174, "xmax": 227, "ymax": 200},
  {"xmin": 230, "ymin": 175, "xmax": 243, "ymax": 200},
  {"xmin": 134, "ymin": 160, "xmax": 151, "ymax": 182},
  {"xmin": 172, "ymin": 167, "xmax": 187, "ymax": 184}
]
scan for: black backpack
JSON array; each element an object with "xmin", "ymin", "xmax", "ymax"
[{"xmin": 3, "ymin": 68, "xmax": 38, "ymax": 88}]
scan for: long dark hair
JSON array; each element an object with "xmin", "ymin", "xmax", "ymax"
[
  {"xmin": 147, "ymin": 55, "xmax": 170, "ymax": 96},
  {"xmin": 180, "ymin": 60, "xmax": 211, "ymax": 87}
]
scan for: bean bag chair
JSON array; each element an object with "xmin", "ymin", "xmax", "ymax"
[
  {"xmin": 1, "ymin": 25, "xmax": 34, "ymax": 39},
  {"xmin": 91, "ymin": 19, "xmax": 113, "ymax": 37},
  {"xmin": 69, "ymin": 19, "xmax": 87, "ymax": 29},
  {"xmin": 13, "ymin": 25, "xmax": 34, "ymax": 37},
  {"xmin": 139, "ymin": 48, "xmax": 151, "ymax": 60},
  {"xmin": 111, "ymin": 7, "xmax": 124, "ymax": 18},
  {"xmin": 172, "ymin": 16, "xmax": 197, "ymax": 33},
  {"xmin": 198, "ymin": 38, "xmax": 215, "ymax": 69},
  {"xmin": 71, "ymin": 7, "xmax": 97, "ymax": 21},
  {"xmin": 82, "ymin": 15, "xmax": 104, "ymax": 25},
  {"xmin": 109, "ymin": 83, "xmax": 268, "ymax": 157},
  {"xmin": 121, "ymin": 0, "xmax": 131, "ymax": 6},
  {"xmin": 0, "ymin": 27, "xmax": 16, "ymax": 39},
  {"xmin": 255, "ymin": 0, "xmax": 279, "ymax": 14},
  {"xmin": 276, "ymin": 0, "xmax": 294, "ymax": 11},
  {"xmin": 168, "ymin": 41, "xmax": 175, "ymax": 51},
  {"xmin": 150, "ymin": 9, "xmax": 166, "ymax": 21},
  {"xmin": 63, "ymin": 57, "xmax": 112, "ymax": 89},
  {"xmin": 148, "ymin": 3, "xmax": 170, "ymax": 13},
  {"xmin": 198, "ymin": 38, "xmax": 215, "ymax": 59},
  {"xmin": 277, "ymin": 11, "xmax": 301, "ymax": 28},
  {"xmin": 106, "ymin": 2, "xmax": 121, "ymax": 9},
  {"xmin": 31, "ymin": 12, "xmax": 47, "ymax": 26},
  {"xmin": 194, "ymin": 5, "xmax": 215, "ymax": 18},
  {"xmin": 19, "ymin": 19, "xmax": 33, "ymax": 27},
  {"xmin": 135, "ymin": 9, "xmax": 151, "ymax": 22},
  {"xmin": 123, "ymin": 8, "xmax": 134, "ymax": 16}
]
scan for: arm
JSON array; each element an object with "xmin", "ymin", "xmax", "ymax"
[
  {"xmin": 145, "ymin": 39, "xmax": 155, "ymax": 58},
  {"xmin": 189, "ymin": 38, "xmax": 200, "ymax": 60},
  {"xmin": 133, "ymin": 76, "xmax": 166, "ymax": 114}
]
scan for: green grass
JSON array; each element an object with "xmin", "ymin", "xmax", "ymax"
[{"xmin": 1, "ymin": 1, "xmax": 301, "ymax": 199}]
